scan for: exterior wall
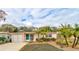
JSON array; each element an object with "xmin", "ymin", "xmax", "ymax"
[
  {"xmin": 11, "ymin": 34, "xmax": 25, "ymax": 43},
  {"xmin": 0, "ymin": 32, "xmax": 37, "ymax": 42},
  {"xmin": 33, "ymin": 34, "xmax": 38, "ymax": 41},
  {"xmin": 0, "ymin": 32, "xmax": 58, "ymax": 43},
  {"xmin": 0, "ymin": 34, "xmax": 8, "ymax": 38},
  {"xmin": 51, "ymin": 33, "xmax": 57, "ymax": 38},
  {"xmin": 37, "ymin": 34, "xmax": 44, "ymax": 38},
  {"xmin": 47, "ymin": 33, "xmax": 57, "ymax": 39}
]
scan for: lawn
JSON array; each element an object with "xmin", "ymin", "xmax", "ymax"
[{"xmin": 20, "ymin": 43, "xmax": 63, "ymax": 51}]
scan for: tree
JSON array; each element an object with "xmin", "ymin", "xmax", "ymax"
[
  {"xmin": 0, "ymin": 10, "xmax": 7, "ymax": 21},
  {"xmin": 39, "ymin": 26, "xmax": 53, "ymax": 38},
  {"xmin": 35, "ymin": 28, "xmax": 41, "ymax": 39},
  {"xmin": 59, "ymin": 24, "xmax": 72, "ymax": 47},
  {"xmin": 0, "ymin": 10, "xmax": 7, "ymax": 31},
  {"xmin": 1, "ymin": 24, "xmax": 17, "ymax": 32},
  {"xmin": 19, "ymin": 26, "xmax": 33, "ymax": 32},
  {"xmin": 51, "ymin": 27, "xmax": 58, "ymax": 32},
  {"xmin": 72, "ymin": 24, "xmax": 79, "ymax": 48}
]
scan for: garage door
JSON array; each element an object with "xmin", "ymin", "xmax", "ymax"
[{"xmin": 11, "ymin": 34, "xmax": 23, "ymax": 43}]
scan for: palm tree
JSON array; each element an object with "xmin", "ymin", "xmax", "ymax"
[
  {"xmin": 72, "ymin": 24, "xmax": 79, "ymax": 48},
  {"xmin": 59, "ymin": 24, "xmax": 72, "ymax": 47},
  {"xmin": 39, "ymin": 26, "xmax": 53, "ymax": 38},
  {"xmin": 35, "ymin": 28, "xmax": 41, "ymax": 39}
]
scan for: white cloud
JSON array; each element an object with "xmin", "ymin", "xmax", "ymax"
[{"xmin": 0, "ymin": 8, "xmax": 79, "ymax": 27}]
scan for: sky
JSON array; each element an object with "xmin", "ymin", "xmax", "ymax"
[{"xmin": 0, "ymin": 8, "xmax": 79, "ymax": 27}]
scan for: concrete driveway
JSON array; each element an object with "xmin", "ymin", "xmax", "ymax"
[{"xmin": 0, "ymin": 42, "xmax": 27, "ymax": 51}]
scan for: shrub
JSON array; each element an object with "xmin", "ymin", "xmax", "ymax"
[
  {"xmin": 56, "ymin": 39, "xmax": 67, "ymax": 48},
  {"xmin": 36, "ymin": 37, "xmax": 56, "ymax": 42},
  {"xmin": 0, "ymin": 37, "xmax": 7, "ymax": 43},
  {"xmin": 36, "ymin": 38, "xmax": 44, "ymax": 42},
  {"xmin": 56, "ymin": 39, "xmax": 66, "ymax": 45},
  {"xmin": 51, "ymin": 38, "xmax": 56, "ymax": 41}
]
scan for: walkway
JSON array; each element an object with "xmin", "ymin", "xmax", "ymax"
[{"xmin": 0, "ymin": 42, "xmax": 27, "ymax": 51}]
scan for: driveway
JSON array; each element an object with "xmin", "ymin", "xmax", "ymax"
[
  {"xmin": 20, "ymin": 42, "xmax": 63, "ymax": 51},
  {"xmin": 0, "ymin": 42, "xmax": 27, "ymax": 51}
]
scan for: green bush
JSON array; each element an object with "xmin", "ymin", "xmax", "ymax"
[
  {"xmin": 0, "ymin": 37, "xmax": 7, "ymax": 44},
  {"xmin": 56, "ymin": 39, "xmax": 67, "ymax": 48},
  {"xmin": 36, "ymin": 37, "xmax": 56, "ymax": 42},
  {"xmin": 56, "ymin": 39, "xmax": 66, "ymax": 45}
]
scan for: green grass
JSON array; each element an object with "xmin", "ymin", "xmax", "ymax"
[{"xmin": 20, "ymin": 44, "xmax": 63, "ymax": 51}]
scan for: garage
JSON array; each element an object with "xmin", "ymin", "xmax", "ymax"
[{"xmin": 10, "ymin": 33, "xmax": 25, "ymax": 43}]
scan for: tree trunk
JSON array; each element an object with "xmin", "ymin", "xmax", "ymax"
[
  {"xmin": 75, "ymin": 37, "xmax": 79, "ymax": 47},
  {"xmin": 43, "ymin": 34, "xmax": 44, "ymax": 38},
  {"xmin": 64, "ymin": 36, "xmax": 69, "ymax": 47},
  {"xmin": 38, "ymin": 34, "xmax": 39, "ymax": 39},
  {"xmin": 72, "ymin": 36, "xmax": 76, "ymax": 48}
]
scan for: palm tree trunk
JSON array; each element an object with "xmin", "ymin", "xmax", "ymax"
[
  {"xmin": 75, "ymin": 37, "xmax": 79, "ymax": 47},
  {"xmin": 64, "ymin": 36, "xmax": 69, "ymax": 47},
  {"xmin": 72, "ymin": 36, "xmax": 76, "ymax": 48},
  {"xmin": 43, "ymin": 34, "xmax": 44, "ymax": 38},
  {"xmin": 38, "ymin": 34, "xmax": 39, "ymax": 39}
]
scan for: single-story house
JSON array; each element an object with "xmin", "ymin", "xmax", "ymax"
[
  {"xmin": 0, "ymin": 32, "xmax": 57, "ymax": 43},
  {"xmin": 10, "ymin": 32, "xmax": 37, "ymax": 43}
]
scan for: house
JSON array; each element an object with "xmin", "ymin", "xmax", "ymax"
[
  {"xmin": 10, "ymin": 32, "xmax": 38, "ymax": 43},
  {"xmin": 0, "ymin": 32, "xmax": 57, "ymax": 43}
]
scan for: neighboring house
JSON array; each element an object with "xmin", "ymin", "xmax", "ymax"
[{"xmin": 0, "ymin": 32, "xmax": 57, "ymax": 43}]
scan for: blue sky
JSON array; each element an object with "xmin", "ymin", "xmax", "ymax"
[{"xmin": 0, "ymin": 8, "xmax": 79, "ymax": 27}]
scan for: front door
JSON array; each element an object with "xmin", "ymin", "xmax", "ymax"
[{"xmin": 26, "ymin": 34, "xmax": 30, "ymax": 41}]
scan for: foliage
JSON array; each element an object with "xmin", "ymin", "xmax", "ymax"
[
  {"xmin": 0, "ymin": 37, "xmax": 7, "ymax": 44},
  {"xmin": 58, "ymin": 24, "xmax": 73, "ymax": 46},
  {"xmin": 0, "ymin": 10, "xmax": 7, "ymax": 21},
  {"xmin": 39, "ymin": 26, "xmax": 53, "ymax": 32},
  {"xmin": 0, "ymin": 24, "xmax": 18, "ymax": 32},
  {"xmin": 19, "ymin": 26, "xmax": 33, "ymax": 32},
  {"xmin": 36, "ymin": 37, "xmax": 56, "ymax": 42},
  {"xmin": 39, "ymin": 26, "xmax": 53, "ymax": 38},
  {"xmin": 73, "ymin": 24, "xmax": 79, "ymax": 37},
  {"xmin": 72, "ymin": 24, "xmax": 79, "ymax": 48},
  {"xmin": 59, "ymin": 24, "xmax": 73, "ymax": 37}
]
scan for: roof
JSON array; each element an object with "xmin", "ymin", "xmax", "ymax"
[
  {"xmin": 0, "ymin": 32, "xmax": 57, "ymax": 34},
  {"xmin": 10, "ymin": 32, "xmax": 36, "ymax": 34},
  {"xmin": 0, "ymin": 32, "xmax": 9, "ymax": 34}
]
